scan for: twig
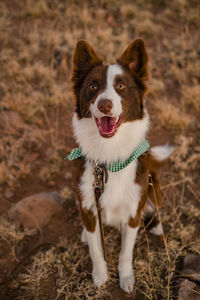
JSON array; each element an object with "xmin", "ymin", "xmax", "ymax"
[
  {"xmin": 187, "ymin": 184, "xmax": 200, "ymax": 202},
  {"xmin": 180, "ymin": 182, "xmax": 185, "ymax": 205},
  {"xmin": 144, "ymin": 224, "xmax": 157, "ymax": 300},
  {"xmin": 149, "ymin": 175, "xmax": 171, "ymax": 300},
  {"xmin": 135, "ymin": 286, "xmax": 152, "ymax": 299},
  {"xmin": 140, "ymin": 215, "xmax": 156, "ymax": 235},
  {"xmin": 55, "ymin": 256, "xmax": 83, "ymax": 300},
  {"xmin": 191, "ymin": 289, "xmax": 200, "ymax": 295},
  {"xmin": 162, "ymin": 177, "xmax": 192, "ymax": 189}
]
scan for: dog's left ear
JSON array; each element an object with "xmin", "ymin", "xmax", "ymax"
[
  {"xmin": 72, "ymin": 40, "xmax": 103, "ymax": 85},
  {"xmin": 117, "ymin": 39, "xmax": 149, "ymax": 92}
]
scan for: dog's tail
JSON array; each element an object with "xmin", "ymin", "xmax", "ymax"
[
  {"xmin": 150, "ymin": 143, "xmax": 174, "ymax": 162},
  {"xmin": 147, "ymin": 143, "xmax": 174, "ymax": 207}
]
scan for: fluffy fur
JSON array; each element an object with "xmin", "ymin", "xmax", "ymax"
[
  {"xmin": 72, "ymin": 110, "xmax": 149, "ymax": 163},
  {"xmin": 71, "ymin": 39, "xmax": 172, "ymax": 293}
]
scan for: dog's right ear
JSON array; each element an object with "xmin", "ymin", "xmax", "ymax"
[
  {"xmin": 72, "ymin": 40, "xmax": 103, "ymax": 86},
  {"xmin": 117, "ymin": 39, "xmax": 149, "ymax": 95}
]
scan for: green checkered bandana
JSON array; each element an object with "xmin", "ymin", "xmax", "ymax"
[
  {"xmin": 66, "ymin": 147, "xmax": 82, "ymax": 160},
  {"xmin": 65, "ymin": 140, "xmax": 150, "ymax": 172}
]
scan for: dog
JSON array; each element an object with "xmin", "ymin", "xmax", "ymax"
[{"xmin": 68, "ymin": 39, "xmax": 173, "ymax": 293}]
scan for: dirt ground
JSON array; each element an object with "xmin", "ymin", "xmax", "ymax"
[{"xmin": 0, "ymin": 0, "xmax": 199, "ymax": 299}]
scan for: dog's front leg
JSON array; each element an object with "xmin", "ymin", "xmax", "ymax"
[
  {"xmin": 118, "ymin": 224, "xmax": 139, "ymax": 293},
  {"xmin": 84, "ymin": 220, "xmax": 108, "ymax": 287}
]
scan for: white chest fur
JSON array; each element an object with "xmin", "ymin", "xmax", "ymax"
[
  {"xmin": 73, "ymin": 108, "xmax": 149, "ymax": 227},
  {"xmin": 80, "ymin": 159, "xmax": 141, "ymax": 227}
]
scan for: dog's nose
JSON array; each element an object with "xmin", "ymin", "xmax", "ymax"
[{"xmin": 97, "ymin": 99, "xmax": 113, "ymax": 114}]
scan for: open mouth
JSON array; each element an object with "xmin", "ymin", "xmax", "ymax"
[{"xmin": 94, "ymin": 113, "xmax": 124, "ymax": 138}]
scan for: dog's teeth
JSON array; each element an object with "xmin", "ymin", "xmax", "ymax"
[{"xmin": 116, "ymin": 116, "xmax": 119, "ymax": 123}]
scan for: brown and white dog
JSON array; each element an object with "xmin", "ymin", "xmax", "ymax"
[{"xmin": 70, "ymin": 39, "xmax": 173, "ymax": 293}]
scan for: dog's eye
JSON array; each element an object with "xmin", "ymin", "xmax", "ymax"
[
  {"xmin": 116, "ymin": 83, "xmax": 126, "ymax": 90},
  {"xmin": 89, "ymin": 84, "xmax": 98, "ymax": 91}
]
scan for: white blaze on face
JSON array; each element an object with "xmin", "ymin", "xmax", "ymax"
[{"xmin": 90, "ymin": 64, "xmax": 123, "ymax": 118}]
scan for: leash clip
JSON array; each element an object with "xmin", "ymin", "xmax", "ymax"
[{"xmin": 93, "ymin": 163, "xmax": 107, "ymax": 192}]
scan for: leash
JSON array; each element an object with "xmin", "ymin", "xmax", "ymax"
[{"xmin": 93, "ymin": 163, "xmax": 108, "ymax": 261}]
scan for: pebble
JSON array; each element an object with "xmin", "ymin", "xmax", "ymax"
[{"xmin": 177, "ymin": 254, "xmax": 200, "ymax": 300}]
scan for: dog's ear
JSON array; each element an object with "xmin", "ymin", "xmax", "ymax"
[
  {"xmin": 117, "ymin": 39, "xmax": 149, "ymax": 92},
  {"xmin": 72, "ymin": 40, "xmax": 103, "ymax": 85}
]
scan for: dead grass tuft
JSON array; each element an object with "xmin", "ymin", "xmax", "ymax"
[
  {"xmin": 182, "ymin": 84, "xmax": 200, "ymax": 111},
  {"xmin": 0, "ymin": 217, "xmax": 36, "ymax": 244},
  {"xmin": 171, "ymin": 135, "xmax": 200, "ymax": 176},
  {"xmin": 136, "ymin": 18, "xmax": 162, "ymax": 38},
  {"xmin": 149, "ymin": 78, "xmax": 165, "ymax": 96},
  {"xmin": 154, "ymin": 100, "xmax": 192, "ymax": 130},
  {"xmin": 0, "ymin": 217, "xmax": 37, "ymax": 261}
]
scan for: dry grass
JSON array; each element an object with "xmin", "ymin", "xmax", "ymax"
[
  {"xmin": 0, "ymin": 217, "xmax": 37, "ymax": 263},
  {"xmin": 182, "ymin": 84, "xmax": 200, "ymax": 111},
  {"xmin": 154, "ymin": 100, "xmax": 192, "ymax": 130},
  {"xmin": 0, "ymin": 0, "xmax": 199, "ymax": 299},
  {"xmin": 8, "ymin": 181, "xmax": 200, "ymax": 299}
]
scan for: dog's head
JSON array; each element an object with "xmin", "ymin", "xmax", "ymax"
[{"xmin": 72, "ymin": 39, "xmax": 149, "ymax": 138}]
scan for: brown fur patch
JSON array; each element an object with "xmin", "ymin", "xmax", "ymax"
[
  {"xmin": 114, "ymin": 71, "xmax": 144, "ymax": 121},
  {"xmin": 71, "ymin": 40, "xmax": 104, "ymax": 118},
  {"xmin": 72, "ymin": 158, "xmax": 96, "ymax": 232},
  {"xmin": 129, "ymin": 211, "xmax": 141, "ymax": 228},
  {"xmin": 79, "ymin": 206, "xmax": 96, "ymax": 232},
  {"xmin": 128, "ymin": 152, "xmax": 163, "ymax": 228},
  {"xmin": 148, "ymin": 171, "xmax": 163, "ymax": 207},
  {"xmin": 78, "ymin": 65, "xmax": 108, "ymax": 118}
]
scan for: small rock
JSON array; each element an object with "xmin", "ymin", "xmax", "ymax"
[
  {"xmin": 182, "ymin": 255, "xmax": 200, "ymax": 281},
  {"xmin": 8, "ymin": 192, "xmax": 62, "ymax": 229},
  {"xmin": 177, "ymin": 255, "xmax": 200, "ymax": 300},
  {"xmin": 178, "ymin": 279, "xmax": 200, "ymax": 300}
]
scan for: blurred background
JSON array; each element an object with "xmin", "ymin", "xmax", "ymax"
[{"xmin": 0, "ymin": 0, "xmax": 199, "ymax": 299}]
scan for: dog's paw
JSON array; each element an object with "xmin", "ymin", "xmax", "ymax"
[
  {"xmin": 120, "ymin": 273, "xmax": 135, "ymax": 293},
  {"xmin": 150, "ymin": 223, "xmax": 163, "ymax": 236},
  {"xmin": 92, "ymin": 263, "xmax": 108, "ymax": 287}
]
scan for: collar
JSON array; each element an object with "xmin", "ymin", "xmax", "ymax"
[{"xmin": 65, "ymin": 139, "xmax": 150, "ymax": 172}]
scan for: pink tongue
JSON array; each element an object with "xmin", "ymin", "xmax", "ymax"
[{"xmin": 99, "ymin": 116, "xmax": 116, "ymax": 133}]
